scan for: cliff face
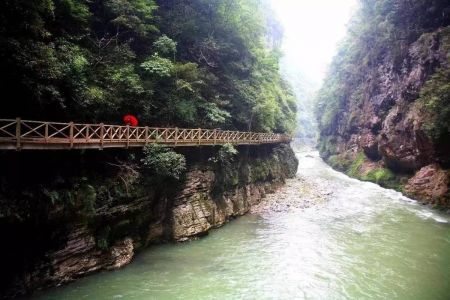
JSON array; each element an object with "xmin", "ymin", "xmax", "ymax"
[
  {"xmin": 0, "ymin": 144, "xmax": 297, "ymax": 298},
  {"xmin": 316, "ymin": 1, "xmax": 450, "ymax": 208}
]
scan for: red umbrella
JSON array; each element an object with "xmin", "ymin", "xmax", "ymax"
[{"xmin": 123, "ymin": 114, "xmax": 139, "ymax": 127}]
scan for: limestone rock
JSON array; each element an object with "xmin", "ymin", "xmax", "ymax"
[
  {"xmin": 359, "ymin": 132, "xmax": 379, "ymax": 160},
  {"xmin": 378, "ymin": 103, "xmax": 433, "ymax": 172},
  {"xmin": 46, "ymin": 227, "xmax": 135, "ymax": 283},
  {"xmin": 318, "ymin": 26, "xmax": 449, "ymax": 207},
  {"xmin": 0, "ymin": 144, "xmax": 298, "ymax": 298},
  {"xmin": 106, "ymin": 238, "xmax": 134, "ymax": 270},
  {"xmin": 405, "ymin": 164, "xmax": 449, "ymax": 205}
]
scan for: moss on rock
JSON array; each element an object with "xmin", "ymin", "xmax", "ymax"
[
  {"xmin": 362, "ymin": 168, "xmax": 396, "ymax": 187},
  {"xmin": 347, "ymin": 152, "xmax": 367, "ymax": 178}
]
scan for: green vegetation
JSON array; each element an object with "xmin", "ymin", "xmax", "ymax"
[
  {"xmin": 326, "ymin": 152, "xmax": 399, "ymax": 189},
  {"xmin": 141, "ymin": 144, "xmax": 186, "ymax": 179},
  {"xmin": 415, "ymin": 26, "xmax": 450, "ymax": 145},
  {"xmin": 419, "ymin": 67, "xmax": 450, "ymax": 142},
  {"xmin": 211, "ymin": 144, "xmax": 240, "ymax": 187},
  {"xmin": 314, "ymin": 0, "xmax": 450, "ymax": 138},
  {"xmin": 210, "ymin": 143, "xmax": 239, "ymax": 166},
  {"xmin": 42, "ymin": 177, "xmax": 98, "ymax": 215},
  {"xmin": 347, "ymin": 152, "xmax": 366, "ymax": 178},
  {"xmin": 362, "ymin": 168, "xmax": 395, "ymax": 186},
  {"xmin": 328, "ymin": 155, "xmax": 351, "ymax": 171},
  {"xmin": 248, "ymin": 158, "xmax": 274, "ymax": 182},
  {"xmin": 0, "ymin": 0, "xmax": 296, "ymax": 134},
  {"xmin": 314, "ymin": 0, "xmax": 449, "ymax": 193}
]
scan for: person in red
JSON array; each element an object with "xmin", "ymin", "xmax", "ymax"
[{"xmin": 123, "ymin": 114, "xmax": 139, "ymax": 127}]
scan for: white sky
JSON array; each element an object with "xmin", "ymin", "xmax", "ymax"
[{"xmin": 271, "ymin": 0, "xmax": 357, "ymax": 84}]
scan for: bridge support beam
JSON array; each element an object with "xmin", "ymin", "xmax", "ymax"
[{"xmin": 15, "ymin": 117, "xmax": 21, "ymax": 151}]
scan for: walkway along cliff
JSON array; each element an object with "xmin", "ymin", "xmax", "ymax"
[
  {"xmin": 0, "ymin": 119, "xmax": 291, "ymax": 150},
  {"xmin": 0, "ymin": 0, "xmax": 300, "ymax": 298},
  {"xmin": 0, "ymin": 139, "xmax": 298, "ymax": 298}
]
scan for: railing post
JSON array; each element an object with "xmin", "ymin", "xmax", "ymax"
[
  {"xmin": 175, "ymin": 127, "xmax": 178, "ymax": 146},
  {"xmin": 86, "ymin": 126, "xmax": 89, "ymax": 142},
  {"xmin": 100, "ymin": 123, "xmax": 104, "ymax": 150},
  {"xmin": 198, "ymin": 128, "xmax": 201, "ymax": 145},
  {"xmin": 44, "ymin": 122, "xmax": 49, "ymax": 143},
  {"xmin": 126, "ymin": 125, "xmax": 130, "ymax": 148},
  {"xmin": 69, "ymin": 122, "xmax": 74, "ymax": 149},
  {"xmin": 15, "ymin": 117, "xmax": 21, "ymax": 150},
  {"xmin": 213, "ymin": 129, "xmax": 217, "ymax": 145},
  {"xmin": 145, "ymin": 126, "xmax": 149, "ymax": 145}
]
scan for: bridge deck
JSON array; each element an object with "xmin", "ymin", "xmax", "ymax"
[{"xmin": 0, "ymin": 118, "xmax": 291, "ymax": 150}]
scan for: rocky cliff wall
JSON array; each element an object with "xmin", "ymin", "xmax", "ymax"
[
  {"xmin": 318, "ymin": 18, "xmax": 450, "ymax": 208},
  {"xmin": 0, "ymin": 144, "xmax": 297, "ymax": 298}
]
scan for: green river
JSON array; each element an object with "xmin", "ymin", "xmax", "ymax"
[{"xmin": 34, "ymin": 148, "xmax": 450, "ymax": 300}]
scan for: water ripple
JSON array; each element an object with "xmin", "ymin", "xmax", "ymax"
[{"xmin": 34, "ymin": 150, "xmax": 450, "ymax": 300}]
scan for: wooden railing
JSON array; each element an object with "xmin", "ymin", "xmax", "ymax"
[{"xmin": 0, "ymin": 118, "xmax": 291, "ymax": 150}]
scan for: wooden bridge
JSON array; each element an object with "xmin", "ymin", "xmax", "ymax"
[{"xmin": 0, "ymin": 118, "xmax": 291, "ymax": 150}]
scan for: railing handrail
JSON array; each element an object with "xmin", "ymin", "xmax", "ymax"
[{"xmin": 0, "ymin": 118, "xmax": 291, "ymax": 150}]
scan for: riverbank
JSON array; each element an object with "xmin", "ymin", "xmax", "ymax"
[
  {"xmin": 31, "ymin": 145, "xmax": 450, "ymax": 300},
  {"xmin": 0, "ymin": 144, "xmax": 298, "ymax": 299},
  {"xmin": 250, "ymin": 175, "xmax": 331, "ymax": 215}
]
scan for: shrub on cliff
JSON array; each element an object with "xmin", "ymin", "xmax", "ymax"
[
  {"xmin": 328, "ymin": 155, "xmax": 351, "ymax": 171},
  {"xmin": 209, "ymin": 143, "xmax": 240, "ymax": 188},
  {"xmin": 419, "ymin": 66, "xmax": 450, "ymax": 143},
  {"xmin": 208, "ymin": 143, "xmax": 238, "ymax": 165},
  {"xmin": 218, "ymin": 144, "xmax": 238, "ymax": 163},
  {"xmin": 141, "ymin": 144, "xmax": 186, "ymax": 179},
  {"xmin": 347, "ymin": 152, "xmax": 367, "ymax": 178}
]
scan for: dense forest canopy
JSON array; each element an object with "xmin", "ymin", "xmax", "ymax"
[{"xmin": 0, "ymin": 0, "xmax": 296, "ymax": 134}]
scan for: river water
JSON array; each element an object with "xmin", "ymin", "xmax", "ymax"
[{"xmin": 34, "ymin": 146, "xmax": 450, "ymax": 300}]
